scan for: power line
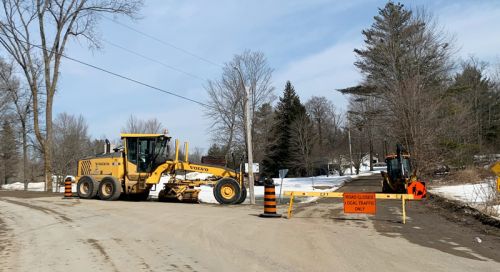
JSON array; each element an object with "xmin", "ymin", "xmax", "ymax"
[
  {"xmin": 63, "ymin": 54, "xmax": 209, "ymax": 107},
  {"xmin": 0, "ymin": 32, "xmax": 210, "ymax": 108},
  {"xmin": 103, "ymin": 38, "xmax": 205, "ymax": 81},
  {"xmin": 102, "ymin": 15, "xmax": 223, "ymax": 69}
]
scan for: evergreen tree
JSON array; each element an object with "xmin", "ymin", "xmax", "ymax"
[
  {"xmin": 441, "ymin": 59, "xmax": 500, "ymax": 164},
  {"xmin": 352, "ymin": 2, "xmax": 452, "ymax": 170},
  {"xmin": 207, "ymin": 143, "xmax": 224, "ymax": 156},
  {"xmin": 253, "ymin": 103, "xmax": 274, "ymax": 163},
  {"xmin": 263, "ymin": 81, "xmax": 306, "ymax": 177},
  {"xmin": 1, "ymin": 119, "xmax": 19, "ymax": 184},
  {"xmin": 453, "ymin": 61, "xmax": 499, "ymax": 151}
]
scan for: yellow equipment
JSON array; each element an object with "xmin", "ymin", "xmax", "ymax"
[
  {"xmin": 491, "ymin": 161, "xmax": 500, "ymax": 192},
  {"xmin": 380, "ymin": 144, "xmax": 426, "ymax": 199},
  {"xmin": 75, "ymin": 133, "xmax": 246, "ymax": 204}
]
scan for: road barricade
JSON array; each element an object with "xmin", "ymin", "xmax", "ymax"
[{"xmin": 284, "ymin": 191, "xmax": 419, "ymax": 224}]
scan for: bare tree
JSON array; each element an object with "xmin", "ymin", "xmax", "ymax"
[
  {"xmin": 0, "ymin": 59, "xmax": 32, "ymax": 189},
  {"xmin": 0, "ymin": 80, "xmax": 9, "ymax": 119},
  {"xmin": 52, "ymin": 112, "xmax": 91, "ymax": 180},
  {"xmin": 0, "ymin": 0, "xmax": 143, "ymax": 191},
  {"xmin": 189, "ymin": 147, "xmax": 203, "ymax": 163},
  {"xmin": 290, "ymin": 112, "xmax": 316, "ymax": 176},
  {"xmin": 143, "ymin": 118, "xmax": 163, "ymax": 134},
  {"xmin": 205, "ymin": 50, "xmax": 275, "ymax": 158},
  {"xmin": 121, "ymin": 115, "xmax": 164, "ymax": 134},
  {"xmin": 306, "ymin": 96, "xmax": 334, "ymax": 149}
]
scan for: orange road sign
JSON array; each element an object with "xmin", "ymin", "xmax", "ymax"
[{"xmin": 343, "ymin": 193, "xmax": 376, "ymax": 214}]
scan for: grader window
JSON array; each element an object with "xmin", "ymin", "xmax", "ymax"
[
  {"xmin": 138, "ymin": 138, "xmax": 155, "ymax": 172},
  {"xmin": 127, "ymin": 139, "xmax": 138, "ymax": 165}
]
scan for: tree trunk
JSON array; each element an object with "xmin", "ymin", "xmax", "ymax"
[
  {"xmin": 369, "ymin": 120, "xmax": 374, "ymax": 171},
  {"xmin": 44, "ymin": 97, "xmax": 53, "ymax": 192},
  {"xmin": 22, "ymin": 122, "xmax": 28, "ymax": 190}
]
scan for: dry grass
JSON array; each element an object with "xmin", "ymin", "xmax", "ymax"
[{"xmin": 440, "ymin": 166, "xmax": 493, "ymax": 185}]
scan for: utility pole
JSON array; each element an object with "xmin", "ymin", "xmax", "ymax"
[
  {"xmin": 347, "ymin": 116, "xmax": 353, "ymax": 175},
  {"xmin": 234, "ymin": 67, "xmax": 255, "ymax": 204}
]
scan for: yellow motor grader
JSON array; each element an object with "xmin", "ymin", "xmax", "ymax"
[{"xmin": 75, "ymin": 133, "xmax": 246, "ymax": 204}]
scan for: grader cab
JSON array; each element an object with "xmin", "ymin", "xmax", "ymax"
[{"xmin": 75, "ymin": 133, "xmax": 246, "ymax": 204}]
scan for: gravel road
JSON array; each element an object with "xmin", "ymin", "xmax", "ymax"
[{"xmin": 0, "ymin": 175, "xmax": 499, "ymax": 272}]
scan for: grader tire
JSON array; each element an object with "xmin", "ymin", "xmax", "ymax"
[
  {"xmin": 157, "ymin": 189, "xmax": 168, "ymax": 202},
  {"xmin": 234, "ymin": 185, "xmax": 247, "ymax": 204},
  {"xmin": 214, "ymin": 178, "xmax": 241, "ymax": 204},
  {"xmin": 98, "ymin": 176, "xmax": 122, "ymax": 201},
  {"xmin": 77, "ymin": 176, "xmax": 98, "ymax": 199}
]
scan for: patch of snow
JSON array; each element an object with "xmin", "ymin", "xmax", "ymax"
[
  {"xmin": 0, "ymin": 181, "xmax": 76, "ymax": 193},
  {"xmin": 430, "ymin": 179, "xmax": 499, "ymax": 218},
  {"xmin": 430, "ymin": 182, "xmax": 494, "ymax": 203},
  {"xmin": 175, "ymin": 172, "xmax": 214, "ymax": 180},
  {"xmin": 198, "ymin": 175, "xmax": 352, "ymax": 204}
]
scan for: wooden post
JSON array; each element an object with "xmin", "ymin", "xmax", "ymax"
[
  {"xmin": 402, "ymin": 196, "xmax": 406, "ymax": 224},
  {"xmin": 287, "ymin": 193, "xmax": 295, "ymax": 219}
]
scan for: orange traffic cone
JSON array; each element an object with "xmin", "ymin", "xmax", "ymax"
[{"xmin": 260, "ymin": 184, "xmax": 281, "ymax": 218}]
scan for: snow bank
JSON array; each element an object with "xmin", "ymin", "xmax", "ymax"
[
  {"xmin": 1, "ymin": 182, "xmax": 44, "ymax": 191},
  {"xmin": 197, "ymin": 175, "xmax": 352, "ymax": 204},
  {"xmin": 153, "ymin": 169, "xmax": 382, "ymax": 204},
  {"xmin": 0, "ymin": 181, "xmax": 76, "ymax": 193},
  {"xmin": 149, "ymin": 174, "xmax": 351, "ymax": 204},
  {"xmin": 430, "ymin": 179, "xmax": 499, "ymax": 217}
]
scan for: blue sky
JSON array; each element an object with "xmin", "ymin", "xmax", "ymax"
[{"xmin": 54, "ymin": 0, "xmax": 500, "ymax": 150}]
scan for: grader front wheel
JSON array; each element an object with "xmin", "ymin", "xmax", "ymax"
[{"xmin": 214, "ymin": 178, "xmax": 241, "ymax": 204}]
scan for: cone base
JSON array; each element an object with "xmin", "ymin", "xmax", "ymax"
[{"xmin": 259, "ymin": 213, "xmax": 282, "ymax": 218}]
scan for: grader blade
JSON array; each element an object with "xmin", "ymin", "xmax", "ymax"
[
  {"xmin": 158, "ymin": 186, "xmax": 200, "ymax": 203},
  {"xmin": 178, "ymin": 189, "xmax": 200, "ymax": 203}
]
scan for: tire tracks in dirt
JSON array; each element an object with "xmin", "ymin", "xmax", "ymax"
[
  {"xmin": 0, "ymin": 211, "xmax": 14, "ymax": 270},
  {"xmin": 0, "ymin": 198, "xmax": 73, "ymax": 223},
  {"xmin": 84, "ymin": 238, "xmax": 120, "ymax": 272}
]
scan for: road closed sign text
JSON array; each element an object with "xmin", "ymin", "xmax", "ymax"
[{"xmin": 343, "ymin": 193, "xmax": 376, "ymax": 214}]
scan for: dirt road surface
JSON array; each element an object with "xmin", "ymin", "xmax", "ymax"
[{"xmin": 1, "ymin": 175, "xmax": 499, "ymax": 272}]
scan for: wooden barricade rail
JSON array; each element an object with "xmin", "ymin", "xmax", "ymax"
[{"xmin": 284, "ymin": 191, "xmax": 417, "ymax": 224}]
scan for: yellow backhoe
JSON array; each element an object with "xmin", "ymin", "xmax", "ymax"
[
  {"xmin": 381, "ymin": 144, "xmax": 426, "ymax": 199},
  {"xmin": 75, "ymin": 133, "xmax": 246, "ymax": 204}
]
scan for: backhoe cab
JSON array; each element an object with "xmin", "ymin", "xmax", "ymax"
[
  {"xmin": 75, "ymin": 133, "xmax": 247, "ymax": 204},
  {"xmin": 381, "ymin": 144, "xmax": 426, "ymax": 199}
]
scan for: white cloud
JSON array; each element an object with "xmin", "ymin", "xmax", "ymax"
[
  {"xmin": 51, "ymin": 0, "xmax": 500, "ymax": 148},
  {"xmin": 274, "ymin": 37, "xmax": 363, "ymax": 111},
  {"xmin": 438, "ymin": 2, "xmax": 500, "ymax": 61}
]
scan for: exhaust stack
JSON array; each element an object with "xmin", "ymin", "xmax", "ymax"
[{"xmin": 104, "ymin": 139, "xmax": 111, "ymax": 154}]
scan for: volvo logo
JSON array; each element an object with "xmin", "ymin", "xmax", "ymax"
[{"xmin": 189, "ymin": 165, "xmax": 209, "ymax": 172}]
